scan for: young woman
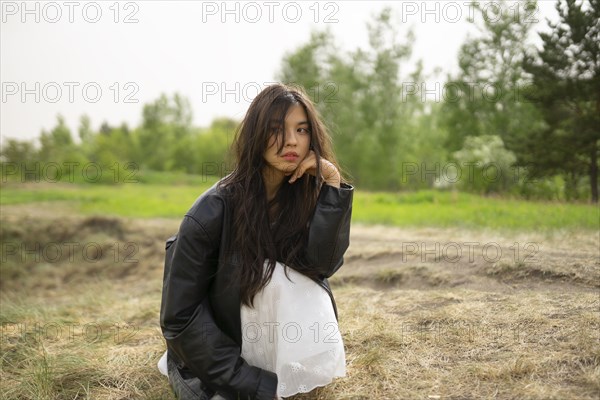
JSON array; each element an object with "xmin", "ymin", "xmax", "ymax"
[{"xmin": 158, "ymin": 83, "xmax": 354, "ymax": 400}]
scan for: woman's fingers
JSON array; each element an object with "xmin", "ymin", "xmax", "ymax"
[
  {"xmin": 288, "ymin": 151, "xmax": 340, "ymax": 184},
  {"xmin": 289, "ymin": 151, "xmax": 316, "ymax": 183},
  {"xmin": 286, "ymin": 151, "xmax": 340, "ymax": 184},
  {"xmin": 288, "ymin": 163, "xmax": 306, "ymax": 183}
]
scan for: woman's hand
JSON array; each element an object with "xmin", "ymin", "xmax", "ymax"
[{"xmin": 288, "ymin": 150, "xmax": 341, "ymax": 188}]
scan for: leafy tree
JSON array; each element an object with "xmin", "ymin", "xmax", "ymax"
[
  {"xmin": 38, "ymin": 115, "xmax": 84, "ymax": 167},
  {"xmin": 278, "ymin": 30, "xmax": 334, "ymax": 102},
  {"xmin": 452, "ymin": 135, "xmax": 517, "ymax": 194},
  {"xmin": 278, "ymin": 7, "xmax": 431, "ymax": 190},
  {"xmin": 0, "ymin": 139, "xmax": 36, "ymax": 164},
  {"xmin": 440, "ymin": 0, "xmax": 544, "ymax": 156},
  {"xmin": 91, "ymin": 125, "xmax": 135, "ymax": 171},
  {"xmin": 78, "ymin": 114, "xmax": 93, "ymax": 144},
  {"xmin": 522, "ymin": 0, "xmax": 600, "ymax": 202},
  {"xmin": 136, "ymin": 93, "xmax": 194, "ymax": 171},
  {"xmin": 405, "ymin": 101, "xmax": 451, "ymax": 190},
  {"xmin": 0, "ymin": 138, "xmax": 38, "ymax": 182},
  {"xmin": 193, "ymin": 122, "xmax": 233, "ymax": 176}
]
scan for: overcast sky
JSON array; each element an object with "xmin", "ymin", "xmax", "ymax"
[{"xmin": 1, "ymin": 0, "xmax": 559, "ymax": 142}]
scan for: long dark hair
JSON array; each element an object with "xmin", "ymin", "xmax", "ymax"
[{"xmin": 217, "ymin": 83, "xmax": 347, "ymax": 307}]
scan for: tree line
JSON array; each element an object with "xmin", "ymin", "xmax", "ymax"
[{"xmin": 1, "ymin": 0, "xmax": 598, "ymax": 202}]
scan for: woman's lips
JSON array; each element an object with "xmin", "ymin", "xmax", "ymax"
[{"xmin": 282, "ymin": 154, "xmax": 299, "ymax": 161}]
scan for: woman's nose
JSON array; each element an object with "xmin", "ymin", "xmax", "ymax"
[{"xmin": 284, "ymin": 129, "xmax": 298, "ymax": 145}]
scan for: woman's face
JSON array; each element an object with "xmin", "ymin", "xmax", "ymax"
[{"xmin": 263, "ymin": 103, "xmax": 311, "ymax": 179}]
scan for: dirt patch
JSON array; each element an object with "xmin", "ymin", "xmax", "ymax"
[
  {"xmin": 0, "ymin": 213, "xmax": 179, "ymax": 293},
  {"xmin": 1, "ymin": 213, "xmax": 598, "ymax": 296},
  {"xmin": 336, "ymin": 223, "xmax": 600, "ymax": 293}
]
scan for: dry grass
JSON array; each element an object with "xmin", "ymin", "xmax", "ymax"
[{"xmin": 1, "ymin": 210, "xmax": 599, "ymax": 399}]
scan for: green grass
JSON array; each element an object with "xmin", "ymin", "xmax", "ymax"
[
  {"xmin": 1, "ymin": 175, "xmax": 220, "ymax": 219},
  {"xmin": 1, "ymin": 176, "xmax": 598, "ymax": 231},
  {"xmin": 353, "ymin": 189, "xmax": 599, "ymax": 231}
]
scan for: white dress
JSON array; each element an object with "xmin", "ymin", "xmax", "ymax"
[
  {"xmin": 240, "ymin": 259, "xmax": 346, "ymax": 398},
  {"xmin": 157, "ymin": 259, "xmax": 346, "ymax": 398}
]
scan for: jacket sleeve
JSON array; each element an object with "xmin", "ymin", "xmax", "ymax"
[
  {"xmin": 160, "ymin": 196, "xmax": 277, "ymax": 400},
  {"xmin": 304, "ymin": 182, "xmax": 354, "ymax": 278}
]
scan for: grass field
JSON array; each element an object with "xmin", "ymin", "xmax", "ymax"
[
  {"xmin": 1, "ymin": 179, "xmax": 598, "ymax": 399},
  {"xmin": 1, "ymin": 179, "xmax": 597, "ymax": 232}
]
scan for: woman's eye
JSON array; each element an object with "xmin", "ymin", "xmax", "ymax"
[{"xmin": 298, "ymin": 128, "xmax": 310, "ymax": 134}]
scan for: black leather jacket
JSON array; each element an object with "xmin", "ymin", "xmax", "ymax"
[{"xmin": 160, "ymin": 178, "xmax": 354, "ymax": 400}]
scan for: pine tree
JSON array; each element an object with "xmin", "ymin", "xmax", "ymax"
[{"xmin": 523, "ymin": 0, "xmax": 600, "ymax": 202}]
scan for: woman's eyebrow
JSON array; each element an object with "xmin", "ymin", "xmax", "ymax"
[{"xmin": 296, "ymin": 121, "xmax": 309, "ymax": 126}]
